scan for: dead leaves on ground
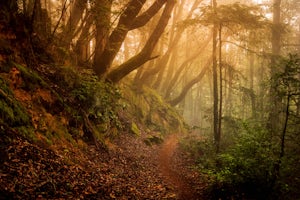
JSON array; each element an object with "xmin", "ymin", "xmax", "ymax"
[
  {"xmin": 1, "ymin": 138, "xmax": 108, "ymax": 199},
  {"xmin": 0, "ymin": 134, "xmax": 182, "ymax": 199}
]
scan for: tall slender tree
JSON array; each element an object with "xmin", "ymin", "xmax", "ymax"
[
  {"xmin": 269, "ymin": 0, "xmax": 282, "ymax": 134},
  {"xmin": 212, "ymin": 0, "xmax": 220, "ymax": 153}
]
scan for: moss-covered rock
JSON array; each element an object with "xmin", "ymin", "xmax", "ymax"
[
  {"xmin": 121, "ymin": 83, "xmax": 188, "ymax": 136},
  {"xmin": 144, "ymin": 132, "xmax": 164, "ymax": 146}
]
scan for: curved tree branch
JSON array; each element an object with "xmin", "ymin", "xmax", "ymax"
[
  {"xmin": 93, "ymin": 0, "xmax": 147, "ymax": 76},
  {"xmin": 168, "ymin": 57, "xmax": 212, "ymax": 106},
  {"xmin": 106, "ymin": 0, "xmax": 176, "ymax": 83},
  {"xmin": 130, "ymin": 0, "xmax": 167, "ymax": 30}
]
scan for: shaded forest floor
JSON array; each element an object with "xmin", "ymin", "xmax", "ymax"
[{"xmin": 1, "ymin": 131, "xmax": 207, "ymax": 199}]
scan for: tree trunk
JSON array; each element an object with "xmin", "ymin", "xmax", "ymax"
[
  {"xmin": 106, "ymin": 0, "xmax": 176, "ymax": 83},
  {"xmin": 74, "ymin": 13, "xmax": 93, "ymax": 65},
  {"xmin": 249, "ymin": 51, "xmax": 257, "ymax": 118},
  {"xmin": 93, "ymin": 0, "xmax": 167, "ymax": 78},
  {"xmin": 61, "ymin": 0, "xmax": 87, "ymax": 46},
  {"xmin": 0, "ymin": 0, "xmax": 18, "ymax": 26},
  {"xmin": 158, "ymin": 47, "xmax": 177, "ymax": 92},
  {"xmin": 93, "ymin": 0, "xmax": 112, "ymax": 69},
  {"xmin": 218, "ymin": 24, "xmax": 222, "ymax": 152},
  {"xmin": 274, "ymin": 92, "xmax": 290, "ymax": 183},
  {"xmin": 269, "ymin": 0, "xmax": 282, "ymax": 133},
  {"xmin": 224, "ymin": 63, "xmax": 233, "ymax": 117},
  {"xmin": 130, "ymin": 0, "xmax": 167, "ymax": 30},
  {"xmin": 212, "ymin": 0, "xmax": 219, "ymax": 153},
  {"xmin": 93, "ymin": 0, "xmax": 147, "ymax": 77}
]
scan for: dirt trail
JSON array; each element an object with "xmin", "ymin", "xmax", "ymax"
[{"xmin": 159, "ymin": 134, "xmax": 200, "ymax": 199}]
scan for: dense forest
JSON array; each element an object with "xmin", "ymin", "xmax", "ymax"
[{"xmin": 0, "ymin": 0, "xmax": 300, "ymax": 199}]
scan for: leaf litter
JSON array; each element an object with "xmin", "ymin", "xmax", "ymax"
[{"xmin": 0, "ymin": 131, "xmax": 206, "ymax": 199}]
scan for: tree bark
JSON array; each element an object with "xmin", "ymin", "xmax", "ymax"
[
  {"xmin": 0, "ymin": 0, "xmax": 18, "ymax": 27},
  {"xmin": 138, "ymin": 0, "xmax": 183, "ymax": 85},
  {"xmin": 224, "ymin": 63, "xmax": 234, "ymax": 117},
  {"xmin": 249, "ymin": 51, "xmax": 257, "ymax": 118}
]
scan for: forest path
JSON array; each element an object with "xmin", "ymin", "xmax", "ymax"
[{"xmin": 158, "ymin": 134, "xmax": 202, "ymax": 199}]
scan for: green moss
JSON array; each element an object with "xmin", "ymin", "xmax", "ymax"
[
  {"xmin": 47, "ymin": 122, "xmax": 76, "ymax": 145},
  {"xmin": 0, "ymin": 77, "xmax": 30, "ymax": 126},
  {"xmin": 16, "ymin": 126, "xmax": 36, "ymax": 141},
  {"xmin": 44, "ymin": 137, "xmax": 53, "ymax": 145},
  {"xmin": 13, "ymin": 62, "xmax": 47, "ymax": 90},
  {"xmin": 131, "ymin": 122, "xmax": 141, "ymax": 136},
  {"xmin": 86, "ymin": 123, "xmax": 106, "ymax": 146},
  {"xmin": 0, "ymin": 75, "xmax": 37, "ymax": 140},
  {"xmin": 12, "ymin": 63, "xmax": 65, "ymax": 112}
]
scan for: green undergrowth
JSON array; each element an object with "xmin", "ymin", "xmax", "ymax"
[
  {"xmin": 38, "ymin": 65, "xmax": 124, "ymax": 147},
  {"xmin": 180, "ymin": 118, "xmax": 300, "ymax": 200}
]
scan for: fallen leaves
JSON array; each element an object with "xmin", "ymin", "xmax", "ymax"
[{"xmin": 0, "ymin": 132, "xmax": 207, "ymax": 199}]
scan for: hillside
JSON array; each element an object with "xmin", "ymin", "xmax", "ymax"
[{"xmin": 0, "ymin": 21, "xmax": 207, "ymax": 199}]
